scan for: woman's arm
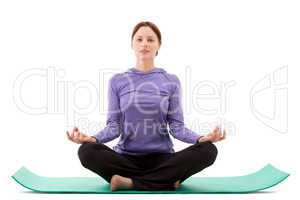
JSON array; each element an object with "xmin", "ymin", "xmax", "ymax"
[
  {"xmin": 92, "ymin": 75, "xmax": 122, "ymax": 143},
  {"xmin": 166, "ymin": 74, "xmax": 204, "ymax": 144}
]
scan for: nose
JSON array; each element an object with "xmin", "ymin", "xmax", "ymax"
[
  {"xmin": 141, "ymin": 40, "xmax": 149, "ymax": 47},
  {"xmin": 141, "ymin": 43, "xmax": 148, "ymax": 48}
]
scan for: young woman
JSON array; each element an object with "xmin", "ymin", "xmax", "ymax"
[{"xmin": 66, "ymin": 21, "xmax": 226, "ymax": 191}]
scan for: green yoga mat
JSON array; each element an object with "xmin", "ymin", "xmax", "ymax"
[{"xmin": 12, "ymin": 164, "xmax": 289, "ymax": 194}]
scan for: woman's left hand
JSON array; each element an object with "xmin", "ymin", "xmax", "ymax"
[{"xmin": 198, "ymin": 126, "xmax": 226, "ymax": 143}]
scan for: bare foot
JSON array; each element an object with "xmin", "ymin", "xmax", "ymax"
[
  {"xmin": 110, "ymin": 175, "xmax": 134, "ymax": 191},
  {"xmin": 174, "ymin": 180, "xmax": 181, "ymax": 189}
]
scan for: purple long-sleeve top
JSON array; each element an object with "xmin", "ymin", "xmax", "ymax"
[{"xmin": 92, "ymin": 67, "xmax": 203, "ymax": 155}]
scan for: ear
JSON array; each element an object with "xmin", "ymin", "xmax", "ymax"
[{"xmin": 155, "ymin": 44, "xmax": 161, "ymax": 56}]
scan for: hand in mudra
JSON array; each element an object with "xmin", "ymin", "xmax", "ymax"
[
  {"xmin": 66, "ymin": 127, "xmax": 95, "ymax": 144},
  {"xmin": 198, "ymin": 126, "xmax": 226, "ymax": 143}
]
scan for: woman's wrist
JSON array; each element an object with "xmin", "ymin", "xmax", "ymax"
[
  {"xmin": 88, "ymin": 136, "xmax": 97, "ymax": 143},
  {"xmin": 197, "ymin": 135, "xmax": 206, "ymax": 143}
]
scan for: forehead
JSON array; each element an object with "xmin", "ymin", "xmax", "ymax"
[{"xmin": 134, "ymin": 26, "xmax": 157, "ymax": 38}]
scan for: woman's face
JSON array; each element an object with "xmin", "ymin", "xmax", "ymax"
[{"xmin": 132, "ymin": 26, "xmax": 160, "ymax": 60}]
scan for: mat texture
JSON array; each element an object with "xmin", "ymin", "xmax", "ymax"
[{"xmin": 12, "ymin": 164, "xmax": 289, "ymax": 194}]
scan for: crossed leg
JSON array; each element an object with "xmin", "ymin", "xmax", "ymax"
[{"xmin": 78, "ymin": 141, "xmax": 218, "ymax": 191}]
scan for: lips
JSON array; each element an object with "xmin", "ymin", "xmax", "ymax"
[{"xmin": 140, "ymin": 50, "xmax": 150, "ymax": 53}]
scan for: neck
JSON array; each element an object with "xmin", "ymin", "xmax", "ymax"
[{"xmin": 135, "ymin": 59, "xmax": 155, "ymax": 72}]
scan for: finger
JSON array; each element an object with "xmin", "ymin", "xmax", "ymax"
[
  {"xmin": 219, "ymin": 134, "xmax": 224, "ymax": 141},
  {"xmin": 211, "ymin": 132, "xmax": 218, "ymax": 141},
  {"xmin": 213, "ymin": 126, "xmax": 219, "ymax": 133},
  {"xmin": 66, "ymin": 131, "xmax": 72, "ymax": 140},
  {"xmin": 219, "ymin": 128, "xmax": 224, "ymax": 137},
  {"xmin": 218, "ymin": 126, "xmax": 223, "ymax": 134},
  {"xmin": 217, "ymin": 131, "xmax": 224, "ymax": 141},
  {"xmin": 215, "ymin": 134, "xmax": 221, "ymax": 142},
  {"xmin": 222, "ymin": 130, "xmax": 226, "ymax": 139},
  {"xmin": 74, "ymin": 131, "xmax": 80, "ymax": 143},
  {"xmin": 69, "ymin": 130, "xmax": 75, "ymax": 140},
  {"xmin": 76, "ymin": 135, "xmax": 83, "ymax": 144},
  {"xmin": 216, "ymin": 127, "xmax": 222, "ymax": 135},
  {"xmin": 211, "ymin": 129, "xmax": 218, "ymax": 135},
  {"xmin": 72, "ymin": 127, "xmax": 78, "ymax": 134},
  {"xmin": 70, "ymin": 129, "xmax": 75, "ymax": 138},
  {"xmin": 77, "ymin": 131, "xmax": 83, "ymax": 141},
  {"xmin": 74, "ymin": 131, "xmax": 80, "ymax": 140},
  {"xmin": 73, "ymin": 138, "xmax": 80, "ymax": 144},
  {"xmin": 66, "ymin": 131, "xmax": 76, "ymax": 143},
  {"xmin": 217, "ymin": 130, "xmax": 223, "ymax": 140},
  {"xmin": 73, "ymin": 127, "xmax": 78, "ymax": 133}
]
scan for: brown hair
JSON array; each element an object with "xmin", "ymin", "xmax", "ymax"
[{"xmin": 131, "ymin": 21, "xmax": 161, "ymax": 56}]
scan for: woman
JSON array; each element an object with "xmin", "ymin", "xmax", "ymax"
[{"xmin": 66, "ymin": 21, "xmax": 226, "ymax": 191}]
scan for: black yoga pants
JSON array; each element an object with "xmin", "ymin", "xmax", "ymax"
[{"xmin": 78, "ymin": 141, "xmax": 218, "ymax": 190}]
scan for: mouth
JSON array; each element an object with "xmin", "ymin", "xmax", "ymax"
[{"xmin": 140, "ymin": 50, "xmax": 150, "ymax": 53}]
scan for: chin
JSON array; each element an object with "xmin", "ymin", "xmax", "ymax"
[
  {"xmin": 139, "ymin": 55, "xmax": 154, "ymax": 60},
  {"xmin": 141, "ymin": 58, "xmax": 154, "ymax": 61}
]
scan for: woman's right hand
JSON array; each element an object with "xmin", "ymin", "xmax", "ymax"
[
  {"xmin": 198, "ymin": 126, "xmax": 226, "ymax": 143},
  {"xmin": 66, "ymin": 127, "xmax": 96, "ymax": 144}
]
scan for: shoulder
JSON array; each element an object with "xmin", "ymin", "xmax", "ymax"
[
  {"xmin": 110, "ymin": 73, "xmax": 123, "ymax": 83},
  {"xmin": 108, "ymin": 72, "xmax": 130, "ymax": 92},
  {"xmin": 160, "ymin": 71, "xmax": 181, "ymax": 95},
  {"xmin": 163, "ymin": 72, "xmax": 181, "ymax": 89},
  {"xmin": 160, "ymin": 69, "xmax": 180, "ymax": 83}
]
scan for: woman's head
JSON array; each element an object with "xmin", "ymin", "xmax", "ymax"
[{"xmin": 131, "ymin": 21, "xmax": 161, "ymax": 60}]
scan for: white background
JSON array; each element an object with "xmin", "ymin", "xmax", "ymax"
[{"xmin": 0, "ymin": 0, "xmax": 299, "ymax": 199}]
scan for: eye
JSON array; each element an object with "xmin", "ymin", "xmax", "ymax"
[
  {"xmin": 137, "ymin": 38, "xmax": 142, "ymax": 42},
  {"xmin": 148, "ymin": 39, "xmax": 154, "ymax": 42}
]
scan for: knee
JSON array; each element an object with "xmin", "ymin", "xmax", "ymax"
[
  {"xmin": 78, "ymin": 142, "xmax": 96, "ymax": 167},
  {"xmin": 201, "ymin": 141, "xmax": 218, "ymax": 165}
]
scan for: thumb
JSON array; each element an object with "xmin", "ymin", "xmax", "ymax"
[{"xmin": 214, "ymin": 126, "xmax": 220, "ymax": 132}]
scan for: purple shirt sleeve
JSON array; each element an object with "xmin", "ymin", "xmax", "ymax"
[
  {"xmin": 167, "ymin": 75, "xmax": 203, "ymax": 144},
  {"xmin": 92, "ymin": 75, "xmax": 122, "ymax": 143}
]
